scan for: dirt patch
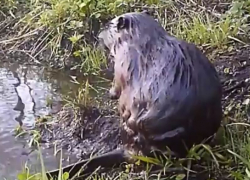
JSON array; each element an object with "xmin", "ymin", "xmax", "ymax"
[
  {"xmin": 214, "ymin": 44, "xmax": 250, "ymax": 119},
  {"xmin": 38, "ymin": 102, "xmax": 123, "ymax": 160},
  {"xmin": 201, "ymin": 0, "xmax": 232, "ymax": 13}
]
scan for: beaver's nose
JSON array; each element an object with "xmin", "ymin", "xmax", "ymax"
[
  {"xmin": 96, "ymin": 32, "xmax": 104, "ymax": 44},
  {"xmin": 96, "ymin": 38, "xmax": 104, "ymax": 48},
  {"xmin": 97, "ymin": 30, "xmax": 104, "ymax": 40},
  {"xmin": 98, "ymin": 37, "xmax": 104, "ymax": 44}
]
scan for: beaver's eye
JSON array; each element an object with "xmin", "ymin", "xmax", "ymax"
[
  {"xmin": 117, "ymin": 16, "xmax": 130, "ymax": 30},
  {"xmin": 104, "ymin": 21, "xmax": 112, "ymax": 29}
]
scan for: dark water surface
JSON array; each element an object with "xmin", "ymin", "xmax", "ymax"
[{"xmin": 0, "ymin": 62, "xmax": 110, "ymax": 180}]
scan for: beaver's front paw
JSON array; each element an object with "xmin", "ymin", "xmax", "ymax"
[
  {"xmin": 109, "ymin": 87, "xmax": 120, "ymax": 100},
  {"xmin": 123, "ymin": 122, "xmax": 135, "ymax": 136}
]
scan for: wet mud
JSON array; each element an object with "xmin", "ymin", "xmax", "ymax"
[
  {"xmin": 214, "ymin": 45, "xmax": 250, "ymax": 118},
  {"xmin": 39, "ymin": 106, "xmax": 122, "ymax": 160}
]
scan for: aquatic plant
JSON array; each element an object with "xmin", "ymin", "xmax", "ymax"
[
  {"xmin": 63, "ymin": 79, "xmax": 98, "ymax": 108},
  {"xmin": 15, "ymin": 129, "xmax": 42, "ymax": 148},
  {"xmin": 17, "ymin": 146, "xmax": 70, "ymax": 180}
]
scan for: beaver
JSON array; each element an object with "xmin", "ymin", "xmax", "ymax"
[
  {"xmin": 98, "ymin": 11, "xmax": 223, "ymax": 156},
  {"xmin": 47, "ymin": 11, "xmax": 222, "ymax": 178}
]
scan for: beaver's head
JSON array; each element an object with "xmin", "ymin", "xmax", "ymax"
[
  {"xmin": 97, "ymin": 11, "xmax": 165, "ymax": 53},
  {"xmin": 97, "ymin": 14, "xmax": 131, "ymax": 51}
]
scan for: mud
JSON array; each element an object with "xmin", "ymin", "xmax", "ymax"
[
  {"xmin": 214, "ymin": 45, "xmax": 250, "ymax": 118},
  {"xmin": 39, "ymin": 106, "xmax": 122, "ymax": 160}
]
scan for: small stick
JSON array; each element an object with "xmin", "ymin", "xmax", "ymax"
[{"xmin": 46, "ymin": 149, "xmax": 131, "ymax": 179}]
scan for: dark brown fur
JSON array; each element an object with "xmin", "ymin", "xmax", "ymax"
[{"xmin": 98, "ymin": 12, "xmax": 223, "ymax": 156}]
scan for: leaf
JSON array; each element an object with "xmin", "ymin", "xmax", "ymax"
[
  {"xmin": 63, "ymin": 172, "xmax": 69, "ymax": 180},
  {"xmin": 200, "ymin": 144, "xmax": 219, "ymax": 168},
  {"xmin": 229, "ymin": 2, "xmax": 244, "ymax": 14},
  {"xmin": 175, "ymin": 174, "xmax": 186, "ymax": 180},
  {"xmin": 228, "ymin": 149, "xmax": 250, "ymax": 169},
  {"xmin": 95, "ymin": 13, "xmax": 101, "ymax": 18},
  {"xmin": 135, "ymin": 160, "xmax": 141, "ymax": 166},
  {"xmin": 79, "ymin": 2, "xmax": 87, "ymax": 8},
  {"xmin": 131, "ymin": 155, "xmax": 161, "ymax": 165},
  {"xmin": 68, "ymin": 34, "xmax": 83, "ymax": 44},
  {"xmin": 246, "ymin": 168, "xmax": 250, "ymax": 178},
  {"xmin": 17, "ymin": 173, "xmax": 27, "ymax": 180},
  {"xmin": 15, "ymin": 130, "xmax": 27, "ymax": 138},
  {"xmin": 73, "ymin": 50, "xmax": 82, "ymax": 57},
  {"xmin": 214, "ymin": 152, "xmax": 227, "ymax": 161}
]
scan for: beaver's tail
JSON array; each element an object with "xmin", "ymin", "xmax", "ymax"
[{"xmin": 46, "ymin": 149, "xmax": 130, "ymax": 179}]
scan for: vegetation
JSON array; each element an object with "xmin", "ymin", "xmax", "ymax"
[
  {"xmin": 1, "ymin": 0, "xmax": 248, "ymax": 72},
  {"xmin": 1, "ymin": 0, "xmax": 250, "ymax": 180}
]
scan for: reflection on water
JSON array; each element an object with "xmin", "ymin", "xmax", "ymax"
[{"xmin": 0, "ymin": 62, "xmax": 89, "ymax": 180}]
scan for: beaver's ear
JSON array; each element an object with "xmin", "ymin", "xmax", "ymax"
[
  {"xmin": 142, "ymin": 10, "xmax": 150, "ymax": 15},
  {"xmin": 117, "ymin": 16, "xmax": 129, "ymax": 30},
  {"xmin": 142, "ymin": 10, "xmax": 154, "ymax": 16}
]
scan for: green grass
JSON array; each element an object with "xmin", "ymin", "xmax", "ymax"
[
  {"xmin": 17, "ymin": 146, "xmax": 70, "ymax": 180},
  {"xmin": 62, "ymin": 80, "xmax": 95, "ymax": 125},
  {"xmin": 163, "ymin": 0, "xmax": 248, "ymax": 51},
  {"xmin": 63, "ymin": 79, "xmax": 96, "ymax": 108},
  {"xmin": 172, "ymin": 13, "xmax": 241, "ymax": 49},
  {"xmin": 0, "ymin": 0, "xmax": 135, "ymax": 75},
  {"xmin": 70, "ymin": 43, "xmax": 108, "ymax": 75}
]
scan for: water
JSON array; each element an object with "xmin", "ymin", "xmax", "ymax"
[{"xmin": 0, "ymin": 62, "xmax": 100, "ymax": 180}]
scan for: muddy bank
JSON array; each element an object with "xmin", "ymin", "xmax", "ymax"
[
  {"xmin": 39, "ymin": 105, "xmax": 122, "ymax": 160},
  {"xmin": 214, "ymin": 45, "xmax": 250, "ymax": 118}
]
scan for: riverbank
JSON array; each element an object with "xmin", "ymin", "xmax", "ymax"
[{"xmin": 1, "ymin": 0, "xmax": 250, "ymax": 180}]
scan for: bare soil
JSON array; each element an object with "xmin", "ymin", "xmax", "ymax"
[
  {"xmin": 39, "ymin": 105, "xmax": 123, "ymax": 160},
  {"xmin": 214, "ymin": 44, "xmax": 250, "ymax": 118}
]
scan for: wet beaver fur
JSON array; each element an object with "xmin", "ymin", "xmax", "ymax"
[
  {"xmin": 47, "ymin": 11, "xmax": 222, "ymax": 178},
  {"xmin": 98, "ymin": 11, "xmax": 222, "ymax": 156}
]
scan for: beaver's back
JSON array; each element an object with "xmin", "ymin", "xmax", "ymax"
[{"xmin": 120, "ymin": 38, "xmax": 222, "ymax": 156}]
